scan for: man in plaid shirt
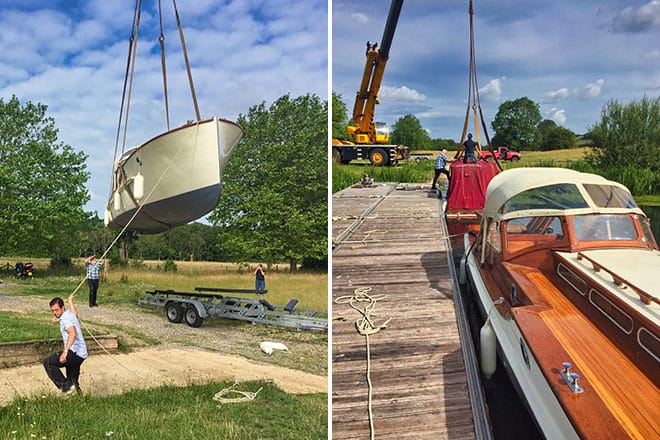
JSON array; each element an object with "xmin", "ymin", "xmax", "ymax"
[{"xmin": 84, "ymin": 255, "xmax": 104, "ymax": 307}]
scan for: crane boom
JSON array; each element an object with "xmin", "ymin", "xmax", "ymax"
[{"xmin": 348, "ymin": 0, "xmax": 403, "ymax": 144}]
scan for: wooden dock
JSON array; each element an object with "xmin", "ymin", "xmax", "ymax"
[{"xmin": 332, "ymin": 182, "xmax": 487, "ymax": 439}]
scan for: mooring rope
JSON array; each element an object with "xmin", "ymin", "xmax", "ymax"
[
  {"xmin": 213, "ymin": 382, "xmax": 263, "ymax": 405},
  {"xmin": 335, "ymin": 287, "xmax": 392, "ymax": 440}
]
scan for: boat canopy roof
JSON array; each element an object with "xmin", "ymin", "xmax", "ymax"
[{"xmin": 482, "ymin": 168, "xmax": 643, "ymax": 222}]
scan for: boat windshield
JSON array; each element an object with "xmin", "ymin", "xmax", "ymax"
[
  {"xmin": 572, "ymin": 214, "xmax": 638, "ymax": 241},
  {"xmin": 583, "ymin": 184, "xmax": 637, "ymax": 209},
  {"xmin": 502, "ymin": 183, "xmax": 588, "ymax": 214}
]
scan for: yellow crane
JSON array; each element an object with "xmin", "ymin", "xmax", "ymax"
[{"xmin": 332, "ymin": 0, "xmax": 410, "ymax": 166}]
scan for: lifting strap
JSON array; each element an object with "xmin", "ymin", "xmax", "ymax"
[
  {"xmin": 173, "ymin": 0, "xmax": 201, "ymax": 121},
  {"xmin": 457, "ymin": 0, "xmax": 502, "ymax": 171},
  {"xmin": 158, "ymin": 0, "xmax": 170, "ymax": 131}
]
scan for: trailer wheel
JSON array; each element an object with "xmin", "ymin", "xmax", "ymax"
[
  {"xmin": 184, "ymin": 305, "xmax": 204, "ymax": 328},
  {"xmin": 165, "ymin": 302, "xmax": 184, "ymax": 323},
  {"xmin": 369, "ymin": 148, "xmax": 389, "ymax": 166}
]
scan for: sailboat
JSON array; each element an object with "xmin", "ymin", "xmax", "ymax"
[{"xmin": 104, "ymin": 0, "xmax": 242, "ymax": 234}]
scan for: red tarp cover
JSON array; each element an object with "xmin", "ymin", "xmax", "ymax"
[{"xmin": 447, "ymin": 160, "xmax": 499, "ymax": 210}]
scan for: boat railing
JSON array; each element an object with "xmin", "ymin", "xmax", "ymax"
[{"xmin": 576, "ymin": 252, "xmax": 658, "ymax": 305}]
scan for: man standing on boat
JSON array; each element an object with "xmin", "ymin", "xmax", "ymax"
[
  {"xmin": 431, "ymin": 149, "xmax": 451, "ymax": 192},
  {"xmin": 255, "ymin": 264, "xmax": 266, "ymax": 292},
  {"xmin": 462, "ymin": 133, "xmax": 478, "ymax": 164},
  {"xmin": 44, "ymin": 294, "xmax": 88, "ymax": 394},
  {"xmin": 84, "ymin": 255, "xmax": 104, "ymax": 307}
]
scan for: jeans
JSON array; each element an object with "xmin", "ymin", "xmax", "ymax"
[
  {"xmin": 256, "ymin": 279, "xmax": 265, "ymax": 291},
  {"xmin": 43, "ymin": 350, "xmax": 85, "ymax": 391},
  {"xmin": 463, "ymin": 152, "xmax": 478, "ymax": 164}
]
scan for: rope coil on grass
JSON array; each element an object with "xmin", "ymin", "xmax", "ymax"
[{"xmin": 213, "ymin": 382, "xmax": 263, "ymax": 405}]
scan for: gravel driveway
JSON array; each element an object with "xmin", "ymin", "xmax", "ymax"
[{"xmin": 0, "ymin": 289, "xmax": 328, "ymax": 404}]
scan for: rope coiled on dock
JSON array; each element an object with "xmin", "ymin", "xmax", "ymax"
[{"xmin": 335, "ymin": 287, "xmax": 392, "ymax": 440}]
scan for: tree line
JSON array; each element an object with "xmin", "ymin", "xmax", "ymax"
[
  {"xmin": 333, "ymin": 92, "xmax": 660, "ymax": 195},
  {"xmin": 0, "ymin": 94, "xmax": 328, "ymax": 271}
]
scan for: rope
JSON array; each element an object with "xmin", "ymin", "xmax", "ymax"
[
  {"xmin": 335, "ymin": 287, "xmax": 392, "ymax": 440},
  {"xmin": 213, "ymin": 382, "xmax": 263, "ymax": 405}
]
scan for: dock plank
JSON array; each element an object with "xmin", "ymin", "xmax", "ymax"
[{"xmin": 332, "ymin": 183, "xmax": 476, "ymax": 439}]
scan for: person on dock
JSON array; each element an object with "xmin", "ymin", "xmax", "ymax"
[
  {"xmin": 44, "ymin": 294, "xmax": 88, "ymax": 395},
  {"xmin": 84, "ymin": 255, "xmax": 104, "ymax": 307},
  {"xmin": 255, "ymin": 264, "xmax": 266, "ymax": 292},
  {"xmin": 431, "ymin": 149, "xmax": 451, "ymax": 191},
  {"xmin": 462, "ymin": 133, "xmax": 478, "ymax": 164}
]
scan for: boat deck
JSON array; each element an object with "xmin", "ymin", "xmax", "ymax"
[{"xmin": 332, "ymin": 183, "xmax": 484, "ymax": 439}]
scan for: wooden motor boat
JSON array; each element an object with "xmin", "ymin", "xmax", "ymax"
[
  {"xmin": 104, "ymin": 117, "xmax": 243, "ymax": 234},
  {"xmin": 463, "ymin": 167, "xmax": 659, "ymax": 439}
]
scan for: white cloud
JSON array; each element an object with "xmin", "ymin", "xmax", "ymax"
[
  {"xmin": 380, "ymin": 85, "xmax": 426, "ymax": 102},
  {"xmin": 606, "ymin": 0, "xmax": 660, "ymax": 34},
  {"xmin": 543, "ymin": 88, "xmax": 570, "ymax": 102},
  {"xmin": 352, "ymin": 12, "xmax": 369, "ymax": 25},
  {"xmin": 478, "ymin": 77, "xmax": 505, "ymax": 102},
  {"xmin": 548, "ymin": 108, "xmax": 567, "ymax": 125},
  {"xmin": 573, "ymin": 78, "xmax": 604, "ymax": 99}
]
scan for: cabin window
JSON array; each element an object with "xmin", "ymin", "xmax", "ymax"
[
  {"xmin": 502, "ymin": 184, "xmax": 587, "ymax": 214},
  {"xmin": 573, "ymin": 214, "xmax": 637, "ymax": 241},
  {"xmin": 583, "ymin": 184, "xmax": 637, "ymax": 209},
  {"xmin": 638, "ymin": 328, "xmax": 659, "ymax": 362},
  {"xmin": 589, "ymin": 289, "xmax": 633, "ymax": 334},
  {"xmin": 557, "ymin": 264, "xmax": 586, "ymax": 296},
  {"xmin": 505, "ymin": 216, "xmax": 564, "ymax": 254}
]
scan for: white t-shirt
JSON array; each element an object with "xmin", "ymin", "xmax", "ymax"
[{"xmin": 59, "ymin": 310, "xmax": 88, "ymax": 359}]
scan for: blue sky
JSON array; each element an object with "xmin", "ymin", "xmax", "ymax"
[
  {"xmin": 332, "ymin": 0, "xmax": 660, "ymax": 141},
  {"xmin": 0, "ymin": 0, "xmax": 328, "ymax": 216}
]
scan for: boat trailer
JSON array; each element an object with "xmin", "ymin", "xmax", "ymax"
[{"xmin": 139, "ymin": 287, "xmax": 328, "ymax": 331}]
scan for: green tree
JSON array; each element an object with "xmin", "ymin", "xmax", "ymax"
[
  {"xmin": 0, "ymin": 96, "xmax": 90, "ymax": 258},
  {"xmin": 431, "ymin": 138, "xmax": 458, "ymax": 151},
  {"xmin": 210, "ymin": 94, "xmax": 328, "ymax": 271},
  {"xmin": 332, "ymin": 91, "xmax": 350, "ymax": 140},
  {"xmin": 587, "ymin": 96, "xmax": 660, "ymax": 172},
  {"xmin": 391, "ymin": 114, "xmax": 432, "ymax": 149},
  {"xmin": 491, "ymin": 97, "xmax": 542, "ymax": 151},
  {"xmin": 540, "ymin": 125, "xmax": 577, "ymax": 151}
]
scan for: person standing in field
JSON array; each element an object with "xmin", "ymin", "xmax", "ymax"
[
  {"xmin": 255, "ymin": 264, "xmax": 266, "ymax": 292},
  {"xmin": 431, "ymin": 149, "xmax": 451, "ymax": 191},
  {"xmin": 44, "ymin": 294, "xmax": 88, "ymax": 394},
  {"xmin": 85, "ymin": 255, "xmax": 104, "ymax": 307}
]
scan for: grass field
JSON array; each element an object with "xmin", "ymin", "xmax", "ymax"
[
  {"xmin": 333, "ymin": 147, "xmax": 591, "ymax": 192},
  {"xmin": 0, "ymin": 258, "xmax": 328, "ymax": 311},
  {"xmin": 0, "ymin": 381, "xmax": 327, "ymax": 439},
  {"xmin": 0, "ymin": 260, "xmax": 328, "ymax": 439}
]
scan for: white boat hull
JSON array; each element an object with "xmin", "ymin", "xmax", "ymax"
[
  {"xmin": 463, "ymin": 233, "xmax": 580, "ymax": 440},
  {"xmin": 104, "ymin": 117, "xmax": 242, "ymax": 234}
]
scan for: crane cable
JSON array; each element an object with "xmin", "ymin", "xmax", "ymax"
[{"xmin": 335, "ymin": 287, "xmax": 392, "ymax": 440}]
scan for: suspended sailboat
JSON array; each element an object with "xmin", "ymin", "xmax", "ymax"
[
  {"xmin": 445, "ymin": 0, "xmax": 499, "ymax": 234},
  {"xmin": 104, "ymin": 0, "xmax": 243, "ymax": 234}
]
